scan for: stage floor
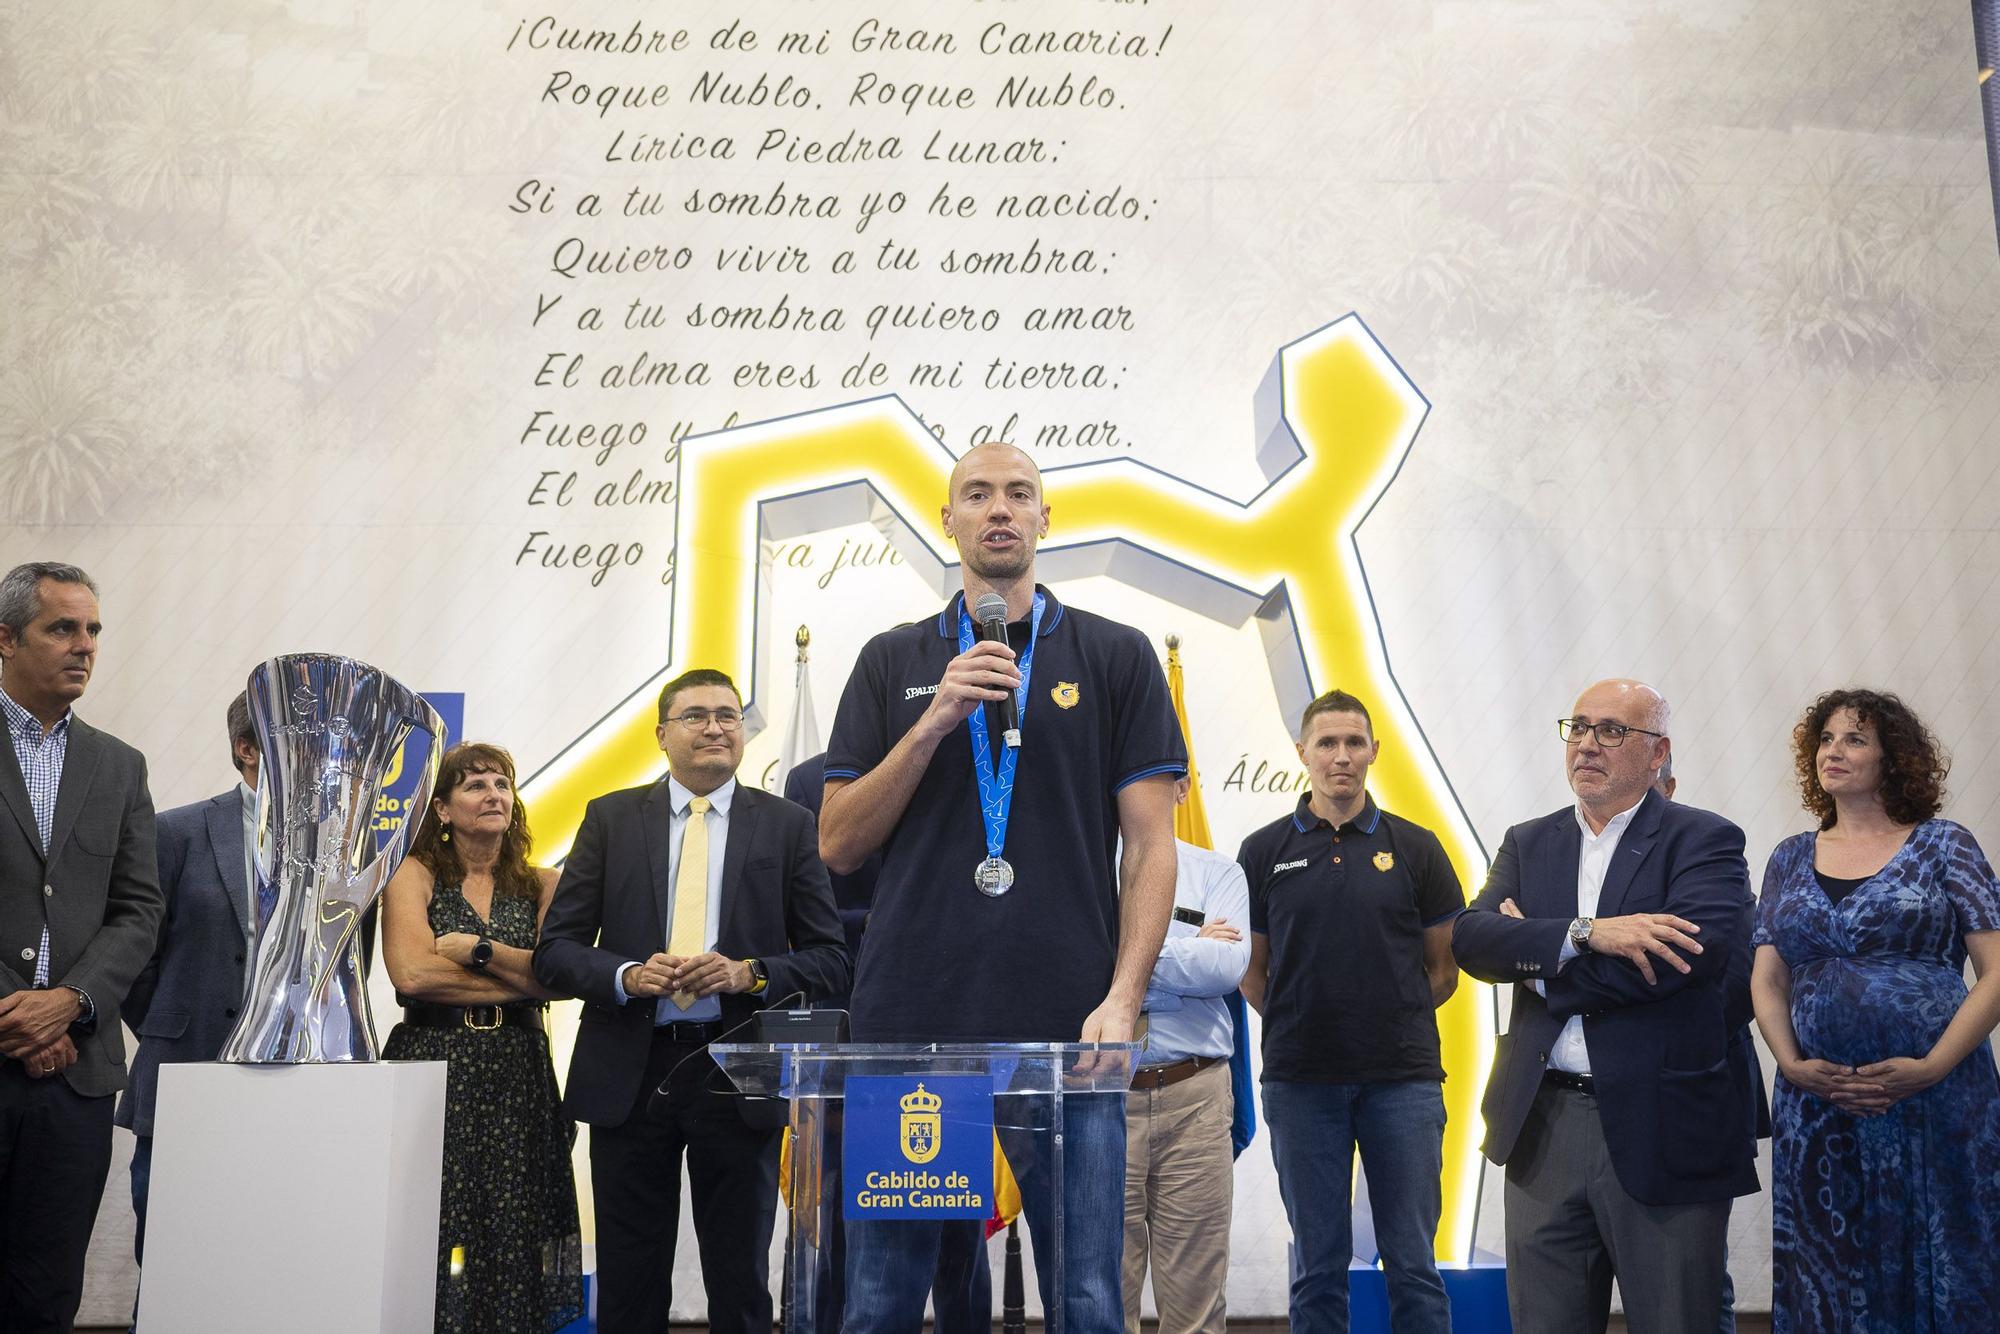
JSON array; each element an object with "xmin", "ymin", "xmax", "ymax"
[{"xmin": 83, "ymin": 1320, "xmax": 1774, "ymax": 1332}]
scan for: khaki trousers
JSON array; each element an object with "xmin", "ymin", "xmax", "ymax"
[{"xmin": 1122, "ymin": 1059, "xmax": 1233, "ymax": 1334}]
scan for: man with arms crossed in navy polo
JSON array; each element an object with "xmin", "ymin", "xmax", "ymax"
[
  {"xmin": 1238, "ymin": 690, "xmax": 1463, "ymax": 1334},
  {"xmin": 820, "ymin": 442, "xmax": 1185, "ymax": 1333},
  {"xmin": 1453, "ymin": 679, "xmax": 1757, "ymax": 1334}
]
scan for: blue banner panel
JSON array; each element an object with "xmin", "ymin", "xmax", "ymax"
[
  {"xmin": 372, "ymin": 691, "xmax": 463, "ymax": 850},
  {"xmin": 843, "ymin": 1075, "xmax": 993, "ymax": 1220}
]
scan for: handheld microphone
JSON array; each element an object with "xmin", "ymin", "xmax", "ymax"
[{"xmin": 973, "ymin": 592, "xmax": 1021, "ymax": 748}]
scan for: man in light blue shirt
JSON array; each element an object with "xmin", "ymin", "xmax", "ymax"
[{"xmin": 1123, "ymin": 777, "xmax": 1250, "ymax": 1334}]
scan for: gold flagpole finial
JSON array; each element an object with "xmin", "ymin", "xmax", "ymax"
[
  {"xmin": 1165, "ymin": 632, "xmax": 1182, "ymax": 663},
  {"xmin": 796, "ymin": 625, "xmax": 811, "ymax": 663}
]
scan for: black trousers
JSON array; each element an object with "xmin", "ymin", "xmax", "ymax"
[
  {"xmin": 0, "ymin": 1062, "xmax": 114, "ymax": 1334},
  {"xmin": 590, "ymin": 1029, "xmax": 780, "ymax": 1334}
]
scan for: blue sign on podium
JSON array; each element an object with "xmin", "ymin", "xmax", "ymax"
[{"xmin": 843, "ymin": 1075, "xmax": 993, "ymax": 1220}]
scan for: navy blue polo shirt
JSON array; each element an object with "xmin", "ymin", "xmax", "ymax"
[
  {"xmin": 1239, "ymin": 794, "xmax": 1463, "ymax": 1084},
  {"xmin": 824, "ymin": 587, "xmax": 1187, "ymax": 1042}
]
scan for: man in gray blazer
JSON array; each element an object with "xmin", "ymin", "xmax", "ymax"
[
  {"xmin": 118, "ymin": 690, "xmax": 259, "ymax": 1274},
  {"xmin": 0, "ymin": 561, "xmax": 164, "ymax": 1333}
]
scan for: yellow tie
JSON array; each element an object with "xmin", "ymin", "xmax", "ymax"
[{"xmin": 667, "ymin": 795, "xmax": 711, "ymax": 1011}]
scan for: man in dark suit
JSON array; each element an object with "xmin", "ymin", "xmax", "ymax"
[
  {"xmin": 782, "ymin": 753, "xmax": 874, "ymax": 997},
  {"xmin": 534, "ymin": 667, "xmax": 848, "ymax": 1334},
  {"xmin": 118, "ymin": 690, "xmax": 259, "ymax": 1277},
  {"xmin": 1651, "ymin": 755, "xmax": 1771, "ymax": 1334},
  {"xmin": 0, "ymin": 561, "xmax": 164, "ymax": 1333},
  {"xmin": 1452, "ymin": 679, "xmax": 1757, "ymax": 1334}
]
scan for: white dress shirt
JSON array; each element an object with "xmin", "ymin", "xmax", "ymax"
[
  {"xmin": 1545, "ymin": 799, "xmax": 1642, "ymax": 1075},
  {"xmin": 1138, "ymin": 840, "xmax": 1252, "ymax": 1066},
  {"xmin": 615, "ymin": 775, "xmax": 735, "ymax": 1023}
]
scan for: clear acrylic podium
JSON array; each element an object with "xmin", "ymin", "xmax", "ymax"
[{"xmin": 710, "ymin": 1042, "xmax": 1138, "ymax": 1334}]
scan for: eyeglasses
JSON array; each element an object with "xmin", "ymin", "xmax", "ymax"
[
  {"xmin": 668, "ymin": 709, "xmax": 743, "ymax": 731},
  {"xmin": 1557, "ymin": 718, "xmax": 1664, "ymax": 748}
]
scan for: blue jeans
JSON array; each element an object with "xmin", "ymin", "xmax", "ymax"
[
  {"xmin": 1264, "ymin": 1080, "xmax": 1450, "ymax": 1334},
  {"xmin": 814, "ymin": 1112, "xmax": 991, "ymax": 1334},
  {"xmin": 844, "ymin": 1092, "xmax": 1124, "ymax": 1333}
]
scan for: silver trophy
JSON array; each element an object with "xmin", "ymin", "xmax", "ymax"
[{"xmin": 218, "ymin": 654, "xmax": 445, "ymax": 1063}]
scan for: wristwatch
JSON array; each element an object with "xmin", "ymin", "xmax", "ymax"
[
  {"xmin": 469, "ymin": 937, "xmax": 494, "ymax": 973},
  {"xmin": 745, "ymin": 958, "xmax": 769, "ymax": 994},
  {"xmin": 1567, "ymin": 917, "xmax": 1595, "ymax": 951}
]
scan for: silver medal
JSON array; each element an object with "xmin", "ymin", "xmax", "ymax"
[{"xmin": 974, "ymin": 856, "xmax": 1016, "ymax": 897}]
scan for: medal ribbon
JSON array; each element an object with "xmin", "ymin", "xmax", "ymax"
[{"xmin": 957, "ymin": 591, "xmax": 1045, "ymax": 867}]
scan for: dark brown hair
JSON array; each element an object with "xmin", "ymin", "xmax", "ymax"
[
  {"xmin": 657, "ymin": 667, "xmax": 739, "ymax": 723},
  {"xmin": 1792, "ymin": 688, "xmax": 1948, "ymax": 829},
  {"xmin": 1299, "ymin": 689, "xmax": 1373, "ymax": 739},
  {"xmin": 408, "ymin": 742, "xmax": 540, "ymax": 899},
  {"xmin": 226, "ymin": 690, "xmax": 256, "ymax": 772}
]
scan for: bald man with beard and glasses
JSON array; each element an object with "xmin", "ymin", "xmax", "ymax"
[
  {"xmin": 1452, "ymin": 681, "xmax": 1758, "ymax": 1334},
  {"xmin": 820, "ymin": 443, "xmax": 1186, "ymax": 1334}
]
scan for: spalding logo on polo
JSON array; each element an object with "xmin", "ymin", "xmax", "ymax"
[
  {"xmin": 1273, "ymin": 857, "xmax": 1309, "ymax": 873},
  {"xmin": 904, "ymin": 685, "xmax": 938, "ymax": 700}
]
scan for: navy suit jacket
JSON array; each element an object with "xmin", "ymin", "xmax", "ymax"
[
  {"xmin": 533, "ymin": 779, "xmax": 850, "ymax": 1127},
  {"xmin": 1452, "ymin": 789, "xmax": 1760, "ymax": 1205},
  {"xmin": 117, "ymin": 789, "xmax": 250, "ymax": 1136},
  {"xmin": 781, "ymin": 754, "xmax": 875, "ymax": 970}
]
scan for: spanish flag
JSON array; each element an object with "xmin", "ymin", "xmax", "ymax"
[{"xmin": 1165, "ymin": 636, "xmax": 1257, "ymax": 1158}]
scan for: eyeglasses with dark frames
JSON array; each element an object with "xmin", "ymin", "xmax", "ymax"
[
  {"xmin": 668, "ymin": 709, "xmax": 744, "ymax": 731},
  {"xmin": 1557, "ymin": 718, "xmax": 1664, "ymax": 748}
]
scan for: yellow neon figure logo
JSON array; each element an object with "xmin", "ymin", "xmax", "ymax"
[{"xmin": 526, "ymin": 314, "xmax": 1492, "ymax": 1259}]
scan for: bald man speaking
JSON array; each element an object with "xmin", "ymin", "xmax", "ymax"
[
  {"xmin": 1453, "ymin": 680, "xmax": 1758, "ymax": 1334},
  {"xmin": 820, "ymin": 443, "xmax": 1186, "ymax": 1333}
]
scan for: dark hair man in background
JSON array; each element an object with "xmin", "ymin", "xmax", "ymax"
[{"xmin": 117, "ymin": 690, "xmax": 261, "ymax": 1307}]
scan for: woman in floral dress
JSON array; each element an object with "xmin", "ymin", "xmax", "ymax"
[
  {"xmin": 382, "ymin": 742, "xmax": 583, "ymax": 1333},
  {"xmin": 1751, "ymin": 689, "xmax": 2000, "ymax": 1332}
]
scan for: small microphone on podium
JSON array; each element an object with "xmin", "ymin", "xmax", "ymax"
[{"xmin": 973, "ymin": 592, "xmax": 1021, "ymax": 748}]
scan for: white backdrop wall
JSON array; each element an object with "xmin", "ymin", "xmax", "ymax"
[{"xmin": 5, "ymin": 0, "xmax": 1999, "ymax": 1323}]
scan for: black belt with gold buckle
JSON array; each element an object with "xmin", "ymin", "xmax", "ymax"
[{"xmin": 402, "ymin": 1001, "xmax": 544, "ymax": 1032}]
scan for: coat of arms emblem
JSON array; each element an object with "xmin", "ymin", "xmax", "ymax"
[{"xmin": 900, "ymin": 1083, "xmax": 943, "ymax": 1164}]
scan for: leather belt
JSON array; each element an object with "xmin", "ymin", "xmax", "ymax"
[
  {"xmin": 1543, "ymin": 1069, "xmax": 1597, "ymax": 1095},
  {"xmin": 1129, "ymin": 1055, "xmax": 1222, "ymax": 1091},
  {"xmin": 402, "ymin": 1001, "xmax": 545, "ymax": 1032},
  {"xmin": 653, "ymin": 1020, "xmax": 723, "ymax": 1044}
]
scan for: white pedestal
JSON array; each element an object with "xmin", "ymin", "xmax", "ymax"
[{"xmin": 138, "ymin": 1061, "xmax": 448, "ymax": 1334}]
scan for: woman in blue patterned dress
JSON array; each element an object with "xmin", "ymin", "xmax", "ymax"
[{"xmin": 1751, "ymin": 689, "xmax": 2000, "ymax": 1332}]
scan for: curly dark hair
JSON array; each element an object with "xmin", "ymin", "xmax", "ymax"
[
  {"xmin": 408, "ymin": 742, "xmax": 540, "ymax": 900},
  {"xmin": 1791, "ymin": 688, "xmax": 1948, "ymax": 829}
]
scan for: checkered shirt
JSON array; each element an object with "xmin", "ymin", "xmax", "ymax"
[{"xmin": 1, "ymin": 687, "xmax": 69, "ymax": 987}]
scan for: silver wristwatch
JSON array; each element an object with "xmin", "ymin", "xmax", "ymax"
[{"xmin": 1567, "ymin": 916, "xmax": 1594, "ymax": 950}]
